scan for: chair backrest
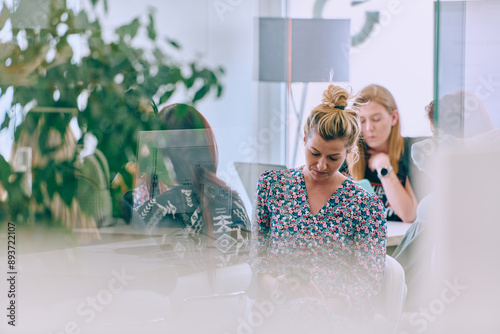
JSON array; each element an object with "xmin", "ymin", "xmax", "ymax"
[
  {"xmin": 373, "ymin": 255, "xmax": 407, "ymax": 331},
  {"xmin": 233, "ymin": 162, "xmax": 287, "ymax": 204}
]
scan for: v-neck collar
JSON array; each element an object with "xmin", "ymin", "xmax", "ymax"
[{"xmin": 299, "ymin": 167, "xmax": 349, "ymax": 217}]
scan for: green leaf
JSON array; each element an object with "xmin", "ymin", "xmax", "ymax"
[
  {"xmin": 42, "ymin": 166, "xmax": 57, "ymax": 201},
  {"xmin": 166, "ymin": 38, "xmax": 181, "ymax": 49},
  {"xmin": 0, "ymin": 5, "xmax": 10, "ymax": 31},
  {"xmin": 151, "ymin": 99, "xmax": 158, "ymax": 115},
  {"xmin": 147, "ymin": 13, "xmax": 156, "ymax": 41},
  {"xmin": 0, "ymin": 155, "xmax": 11, "ymax": 183},
  {"xmin": 184, "ymin": 63, "xmax": 197, "ymax": 89},
  {"xmin": 116, "ymin": 18, "xmax": 140, "ymax": 40},
  {"xmin": 74, "ymin": 10, "xmax": 89, "ymax": 29},
  {"xmin": 59, "ymin": 169, "xmax": 76, "ymax": 207},
  {"xmin": 192, "ymin": 85, "xmax": 210, "ymax": 103},
  {"xmin": 155, "ymin": 65, "xmax": 182, "ymax": 85},
  {"xmin": 0, "ymin": 113, "xmax": 10, "ymax": 131},
  {"xmin": 216, "ymin": 83, "xmax": 223, "ymax": 98},
  {"xmin": 159, "ymin": 88, "xmax": 176, "ymax": 105}
]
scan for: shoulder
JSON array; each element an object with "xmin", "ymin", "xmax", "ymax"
[
  {"xmin": 401, "ymin": 137, "xmax": 429, "ymax": 175},
  {"xmin": 342, "ymin": 178, "xmax": 385, "ymax": 211},
  {"xmin": 258, "ymin": 167, "xmax": 301, "ymax": 186},
  {"xmin": 404, "ymin": 136, "xmax": 431, "ymax": 158}
]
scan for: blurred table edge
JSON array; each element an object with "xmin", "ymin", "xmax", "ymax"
[{"xmin": 387, "ymin": 221, "xmax": 412, "ymax": 247}]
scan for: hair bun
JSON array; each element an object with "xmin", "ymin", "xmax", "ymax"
[{"xmin": 321, "ymin": 84, "xmax": 349, "ymax": 110}]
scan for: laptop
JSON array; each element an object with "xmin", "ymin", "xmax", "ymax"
[{"xmin": 234, "ymin": 162, "xmax": 287, "ymax": 204}]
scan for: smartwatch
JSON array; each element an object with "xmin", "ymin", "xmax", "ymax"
[{"xmin": 377, "ymin": 166, "xmax": 393, "ymax": 179}]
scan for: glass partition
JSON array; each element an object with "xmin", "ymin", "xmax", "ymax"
[{"xmin": 426, "ymin": 1, "xmax": 500, "ymax": 333}]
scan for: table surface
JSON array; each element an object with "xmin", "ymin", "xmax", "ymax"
[
  {"xmin": 1, "ymin": 221, "xmax": 412, "ymax": 332},
  {"xmin": 386, "ymin": 221, "xmax": 412, "ymax": 247}
]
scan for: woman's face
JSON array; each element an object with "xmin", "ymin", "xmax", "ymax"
[
  {"xmin": 359, "ymin": 101, "xmax": 398, "ymax": 151},
  {"xmin": 304, "ymin": 130, "xmax": 348, "ymax": 183}
]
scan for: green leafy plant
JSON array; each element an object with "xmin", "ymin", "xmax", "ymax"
[{"xmin": 0, "ymin": 0, "xmax": 224, "ymax": 225}]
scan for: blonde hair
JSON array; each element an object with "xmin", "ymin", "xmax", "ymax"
[
  {"xmin": 348, "ymin": 84, "xmax": 405, "ymax": 180},
  {"xmin": 304, "ymin": 84, "xmax": 361, "ymax": 163}
]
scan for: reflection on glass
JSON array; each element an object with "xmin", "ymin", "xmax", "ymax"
[{"xmin": 131, "ymin": 125, "xmax": 251, "ymax": 271}]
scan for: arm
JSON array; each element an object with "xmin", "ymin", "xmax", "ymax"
[
  {"xmin": 368, "ymin": 151, "xmax": 418, "ymax": 222},
  {"xmin": 348, "ymin": 197, "xmax": 387, "ymax": 301},
  {"xmin": 249, "ymin": 171, "xmax": 277, "ymax": 274}
]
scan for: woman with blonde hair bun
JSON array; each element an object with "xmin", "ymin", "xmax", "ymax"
[
  {"xmin": 347, "ymin": 84, "xmax": 418, "ymax": 223},
  {"xmin": 250, "ymin": 84, "xmax": 386, "ymax": 330}
]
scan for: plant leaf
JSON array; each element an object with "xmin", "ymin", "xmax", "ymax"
[
  {"xmin": 184, "ymin": 63, "xmax": 197, "ymax": 89},
  {"xmin": 216, "ymin": 83, "xmax": 223, "ymax": 97},
  {"xmin": 59, "ymin": 168, "xmax": 76, "ymax": 207},
  {"xmin": 0, "ymin": 5, "xmax": 10, "ymax": 31},
  {"xmin": 0, "ymin": 154, "xmax": 11, "ymax": 183},
  {"xmin": 151, "ymin": 99, "xmax": 158, "ymax": 115},
  {"xmin": 159, "ymin": 88, "xmax": 176, "ymax": 105},
  {"xmin": 192, "ymin": 85, "xmax": 210, "ymax": 103},
  {"xmin": 147, "ymin": 13, "xmax": 156, "ymax": 41},
  {"xmin": 74, "ymin": 10, "xmax": 89, "ymax": 29},
  {"xmin": 166, "ymin": 38, "xmax": 181, "ymax": 49},
  {"xmin": 0, "ymin": 112, "xmax": 10, "ymax": 131},
  {"xmin": 116, "ymin": 18, "xmax": 140, "ymax": 40}
]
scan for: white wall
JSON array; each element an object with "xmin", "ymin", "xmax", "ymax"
[{"xmin": 289, "ymin": 0, "xmax": 435, "ymax": 166}]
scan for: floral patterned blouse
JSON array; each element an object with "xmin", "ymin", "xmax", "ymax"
[{"xmin": 251, "ymin": 167, "xmax": 387, "ymax": 312}]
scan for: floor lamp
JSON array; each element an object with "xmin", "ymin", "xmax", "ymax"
[{"xmin": 258, "ymin": 18, "xmax": 350, "ymax": 166}]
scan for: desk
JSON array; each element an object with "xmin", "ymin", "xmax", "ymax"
[
  {"xmin": 0, "ymin": 227, "xmax": 249, "ymax": 334},
  {"xmin": 387, "ymin": 221, "xmax": 412, "ymax": 247},
  {"xmin": 0, "ymin": 223, "xmax": 410, "ymax": 333}
]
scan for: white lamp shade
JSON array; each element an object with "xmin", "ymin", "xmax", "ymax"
[{"xmin": 258, "ymin": 18, "xmax": 350, "ymax": 82}]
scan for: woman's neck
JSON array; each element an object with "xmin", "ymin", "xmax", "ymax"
[
  {"xmin": 368, "ymin": 141, "xmax": 390, "ymax": 154},
  {"xmin": 303, "ymin": 169, "xmax": 346, "ymax": 189}
]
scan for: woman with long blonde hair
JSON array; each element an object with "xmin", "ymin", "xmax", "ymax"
[{"xmin": 347, "ymin": 84, "xmax": 418, "ymax": 222}]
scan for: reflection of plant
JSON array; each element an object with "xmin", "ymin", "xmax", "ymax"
[{"xmin": 0, "ymin": 0, "xmax": 224, "ymax": 224}]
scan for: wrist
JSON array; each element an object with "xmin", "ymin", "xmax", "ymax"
[{"xmin": 377, "ymin": 165, "xmax": 393, "ymax": 179}]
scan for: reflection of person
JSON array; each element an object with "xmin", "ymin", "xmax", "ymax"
[
  {"xmin": 394, "ymin": 91, "xmax": 500, "ymax": 311},
  {"xmin": 347, "ymin": 84, "xmax": 418, "ymax": 222},
  {"xmin": 131, "ymin": 104, "xmax": 250, "ymax": 270},
  {"xmin": 434, "ymin": 90, "xmax": 500, "ymax": 141},
  {"xmin": 251, "ymin": 84, "xmax": 386, "ymax": 331},
  {"xmin": 390, "ymin": 100, "xmax": 437, "ymax": 310}
]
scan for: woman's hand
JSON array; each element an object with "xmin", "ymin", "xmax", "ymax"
[
  {"xmin": 366, "ymin": 150, "xmax": 418, "ymax": 222},
  {"xmin": 366, "ymin": 150, "xmax": 391, "ymax": 171}
]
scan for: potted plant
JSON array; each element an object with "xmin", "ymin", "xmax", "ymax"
[{"xmin": 0, "ymin": 0, "xmax": 224, "ymax": 228}]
